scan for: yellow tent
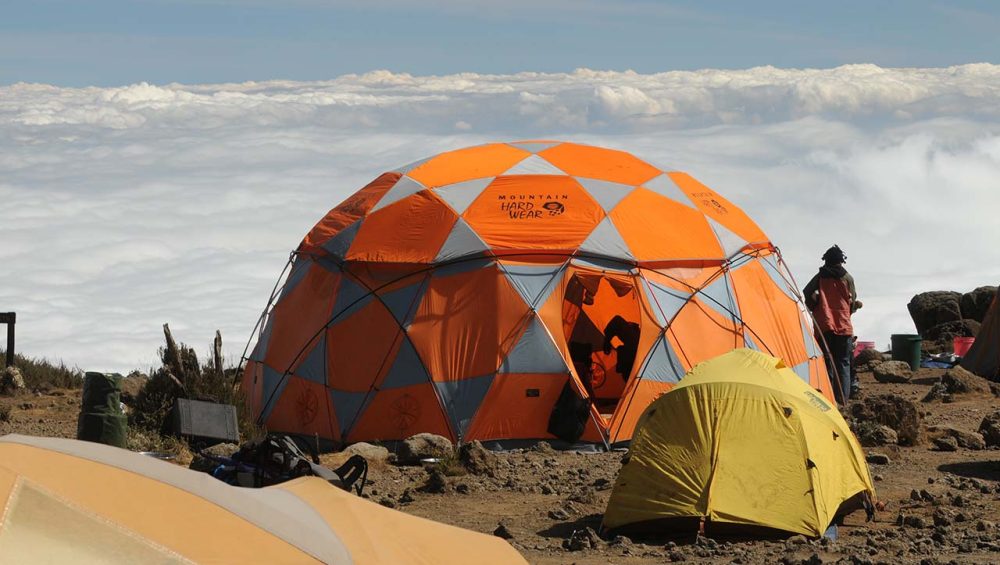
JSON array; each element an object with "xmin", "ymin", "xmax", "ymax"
[
  {"xmin": 0, "ymin": 434, "xmax": 526, "ymax": 564},
  {"xmin": 603, "ymin": 349, "xmax": 876, "ymax": 538}
]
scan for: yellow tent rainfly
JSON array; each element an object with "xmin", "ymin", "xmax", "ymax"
[
  {"xmin": 603, "ymin": 349, "xmax": 876, "ymax": 538},
  {"xmin": 0, "ymin": 434, "xmax": 526, "ymax": 564},
  {"xmin": 242, "ymin": 141, "xmax": 833, "ymax": 447}
]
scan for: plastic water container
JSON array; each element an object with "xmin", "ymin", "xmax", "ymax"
[
  {"xmin": 954, "ymin": 337, "xmax": 975, "ymax": 357},
  {"xmin": 853, "ymin": 340, "xmax": 876, "ymax": 358},
  {"xmin": 890, "ymin": 334, "xmax": 923, "ymax": 371}
]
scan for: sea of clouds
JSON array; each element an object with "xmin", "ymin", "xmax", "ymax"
[{"xmin": 3, "ymin": 64, "xmax": 1000, "ymax": 372}]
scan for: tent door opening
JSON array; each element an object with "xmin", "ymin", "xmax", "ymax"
[{"xmin": 562, "ymin": 272, "xmax": 642, "ymax": 423}]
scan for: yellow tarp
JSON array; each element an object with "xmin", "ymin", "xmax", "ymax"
[{"xmin": 603, "ymin": 348, "xmax": 875, "ymax": 537}]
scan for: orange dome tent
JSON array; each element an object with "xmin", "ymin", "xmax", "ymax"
[{"xmin": 241, "ymin": 141, "xmax": 832, "ymax": 447}]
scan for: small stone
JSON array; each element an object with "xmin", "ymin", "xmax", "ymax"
[
  {"xmin": 548, "ymin": 508, "xmax": 570, "ymax": 520},
  {"xmin": 873, "ymin": 361, "xmax": 913, "ymax": 384},
  {"xmin": 455, "ymin": 483, "xmax": 470, "ymax": 494},
  {"xmin": 493, "ymin": 523, "xmax": 514, "ymax": 540},
  {"xmin": 668, "ymin": 550, "xmax": 687, "ymax": 561},
  {"xmin": 398, "ymin": 489, "xmax": 415, "ymax": 504},
  {"xmin": 867, "ymin": 453, "xmax": 891, "ymax": 465},
  {"xmin": 903, "ymin": 515, "xmax": 927, "ymax": 528}
]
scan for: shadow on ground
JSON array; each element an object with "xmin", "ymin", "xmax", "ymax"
[{"xmin": 938, "ymin": 461, "xmax": 1000, "ymax": 481}]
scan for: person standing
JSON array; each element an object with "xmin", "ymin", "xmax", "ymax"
[{"xmin": 804, "ymin": 245, "xmax": 862, "ymax": 404}]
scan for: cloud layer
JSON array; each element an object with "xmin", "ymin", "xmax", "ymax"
[{"xmin": 3, "ymin": 64, "xmax": 1000, "ymax": 372}]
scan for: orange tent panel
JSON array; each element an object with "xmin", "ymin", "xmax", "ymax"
[
  {"xmin": 668, "ymin": 172, "xmax": 769, "ymax": 246},
  {"xmin": 465, "ymin": 373, "xmax": 569, "ymax": 441},
  {"xmin": 263, "ymin": 262, "xmax": 339, "ymax": 373},
  {"xmin": 266, "ymin": 376, "xmax": 339, "ymax": 441},
  {"xmin": 300, "ymin": 172, "xmax": 400, "ymax": 254},
  {"xmin": 326, "ymin": 298, "xmax": 404, "ymax": 393},
  {"xmin": 346, "ymin": 384, "xmax": 452, "ymax": 442},
  {"xmin": 539, "ymin": 142, "xmax": 661, "ymax": 186},
  {"xmin": 347, "ymin": 190, "xmax": 457, "ymax": 263},
  {"xmin": 612, "ymin": 188, "xmax": 724, "ymax": 261},
  {"xmin": 730, "ymin": 260, "xmax": 810, "ymax": 368},
  {"xmin": 464, "ymin": 175, "xmax": 604, "ymax": 251},
  {"xmin": 406, "ymin": 143, "xmax": 530, "ymax": 188},
  {"xmin": 408, "ymin": 265, "xmax": 528, "ymax": 382}
]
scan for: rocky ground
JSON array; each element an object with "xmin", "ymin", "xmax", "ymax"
[{"xmin": 5, "ymin": 362, "xmax": 1000, "ymax": 564}]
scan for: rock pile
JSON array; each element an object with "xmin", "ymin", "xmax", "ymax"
[{"xmin": 907, "ymin": 287, "xmax": 996, "ymax": 353}]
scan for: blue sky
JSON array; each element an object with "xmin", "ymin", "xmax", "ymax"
[{"xmin": 3, "ymin": 0, "xmax": 1000, "ymax": 86}]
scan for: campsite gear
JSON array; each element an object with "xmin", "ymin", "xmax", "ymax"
[
  {"xmin": 963, "ymin": 289, "xmax": 1000, "ymax": 379},
  {"xmin": 953, "ymin": 336, "xmax": 975, "ymax": 357},
  {"xmin": 603, "ymin": 349, "xmax": 877, "ymax": 539},
  {"xmin": 853, "ymin": 340, "xmax": 876, "ymax": 358},
  {"xmin": 76, "ymin": 372, "xmax": 127, "ymax": 448},
  {"xmin": 241, "ymin": 141, "xmax": 833, "ymax": 446},
  {"xmin": 172, "ymin": 397, "xmax": 239, "ymax": 445},
  {"xmin": 0, "ymin": 434, "xmax": 525, "ymax": 565},
  {"xmin": 891, "ymin": 334, "xmax": 923, "ymax": 371},
  {"xmin": 203, "ymin": 434, "xmax": 369, "ymax": 494}
]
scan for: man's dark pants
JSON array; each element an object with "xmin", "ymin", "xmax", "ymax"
[{"xmin": 823, "ymin": 332, "xmax": 853, "ymax": 404}]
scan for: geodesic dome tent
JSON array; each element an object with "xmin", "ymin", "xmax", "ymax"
[{"xmin": 241, "ymin": 141, "xmax": 832, "ymax": 447}]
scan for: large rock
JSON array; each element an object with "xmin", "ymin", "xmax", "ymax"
[
  {"xmin": 929, "ymin": 426, "xmax": 985, "ymax": 450},
  {"xmin": 978, "ymin": 411, "xmax": 1000, "ymax": 447},
  {"xmin": 873, "ymin": 361, "xmax": 913, "ymax": 384},
  {"xmin": 459, "ymin": 440, "xmax": 498, "ymax": 477},
  {"xmin": 397, "ymin": 433, "xmax": 453, "ymax": 464},
  {"xmin": 908, "ymin": 291, "xmax": 962, "ymax": 335},
  {"xmin": 941, "ymin": 366, "xmax": 992, "ymax": 395},
  {"xmin": 344, "ymin": 442, "xmax": 390, "ymax": 461},
  {"xmin": 0, "ymin": 367, "xmax": 25, "ymax": 395},
  {"xmin": 855, "ymin": 348, "xmax": 886, "ymax": 367},
  {"xmin": 854, "ymin": 421, "xmax": 898, "ymax": 447},
  {"xmin": 850, "ymin": 394, "xmax": 922, "ymax": 446},
  {"xmin": 924, "ymin": 319, "xmax": 980, "ymax": 342},
  {"xmin": 961, "ymin": 286, "xmax": 998, "ymax": 323}
]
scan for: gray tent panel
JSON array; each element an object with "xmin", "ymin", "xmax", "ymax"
[
  {"xmin": 578, "ymin": 217, "xmax": 634, "ymax": 261},
  {"xmin": 571, "ymin": 257, "xmax": 634, "ymax": 273},
  {"xmin": 434, "ymin": 217, "xmax": 491, "ymax": 262},
  {"xmin": 434, "ymin": 374, "xmax": 495, "ymax": 440},
  {"xmin": 379, "ymin": 278, "xmax": 428, "ymax": 328},
  {"xmin": 643, "ymin": 174, "xmax": 696, "ymax": 208},
  {"xmin": 370, "ymin": 175, "xmax": 426, "ymax": 213},
  {"xmin": 801, "ymin": 315, "xmax": 822, "ymax": 359},
  {"xmin": 250, "ymin": 316, "xmax": 275, "ymax": 363},
  {"xmin": 500, "ymin": 316, "xmax": 568, "ymax": 374},
  {"xmin": 758, "ymin": 255, "xmax": 800, "ymax": 302},
  {"xmin": 639, "ymin": 336, "xmax": 686, "ymax": 383},
  {"xmin": 502, "ymin": 263, "xmax": 564, "ymax": 309},
  {"xmin": 394, "ymin": 155, "xmax": 433, "ymax": 175},
  {"xmin": 708, "ymin": 217, "xmax": 750, "ymax": 258},
  {"xmin": 260, "ymin": 365, "xmax": 289, "ymax": 422},
  {"xmin": 278, "ymin": 258, "xmax": 313, "ymax": 301},
  {"xmin": 791, "ymin": 361, "xmax": 811, "ymax": 384},
  {"xmin": 502, "ymin": 154, "xmax": 566, "ymax": 176},
  {"xmin": 381, "ymin": 336, "xmax": 431, "ymax": 389},
  {"xmin": 331, "ymin": 275, "xmax": 373, "ymax": 321},
  {"xmin": 698, "ymin": 274, "xmax": 741, "ymax": 323},
  {"xmin": 576, "ymin": 178, "xmax": 634, "ymax": 213},
  {"xmin": 434, "ymin": 177, "xmax": 493, "ymax": 215},
  {"xmin": 509, "ymin": 141, "xmax": 559, "ymax": 153},
  {"xmin": 329, "ymin": 389, "xmax": 372, "ymax": 437},
  {"xmin": 295, "ymin": 335, "xmax": 327, "ymax": 386},
  {"xmin": 643, "ymin": 280, "xmax": 691, "ymax": 327},
  {"xmin": 321, "ymin": 221, "xmax": 362, "ymax": 260}
]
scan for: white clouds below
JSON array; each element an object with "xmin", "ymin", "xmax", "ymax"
[{"xmin": 3, "ymin": 64, "xmax": 1000, "ymax": 372}]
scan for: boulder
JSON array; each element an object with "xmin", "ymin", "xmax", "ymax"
[
  {"xmin": 459, "ymin": 440, "xmax": 498, "ymax": 477},
  {"xmin": 850, "ymin": 394, "xmax": 922, "ymax": 446},
  {"xmin": 932, "ymin": 436, "xmax": 958, "ymax": 452},
  {"xmin": 978, "ymin": 411, "xmax": 1000, "ymax": 447},
  {"xmin": 873, "ymin": 361, "xmax": 913, "ymax": 384},
  {"xmin": 924, "ymin": 319, "xmax": 980, "ymax": 342},
  {"xmin": 941, "ymin": 366, "xmax": 992, "ymax": 395},
  {"xmin": 0, "ymin": 367, "xmax": 25, "ymax": 395},
  {"xmin": 961, "ymin": 286, "xmax": 997, "ymax": 323},
  {"xmin": 855, "ymin": 348, "xmax": 886, "ymax": 367},
  {"xmin": 343, "ymin": 442, "xmax": 390, "ymax": 461},
  {"xmin": 397, "ymin": 433, "xmax": 453, "ymax": 464},
  {"xmin": 908, "ymin": 291, "xmax": 962, "ymax": 335},
  {"xmin": 855, "ymin": 421, "xmax": 899, "ymax": 447},
  {"xmin": 922, "ymin": 382, "xmax": 947, "ymax": 403},
  {"xmin": 933, "ymin": 426, "xmax": 986, "ymax": 450}
]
